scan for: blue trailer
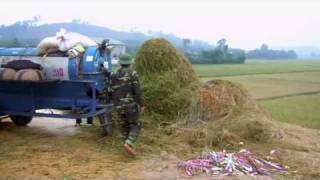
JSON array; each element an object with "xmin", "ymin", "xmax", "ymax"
[{"xmin": 0, "ymin": 43, "xmax": 113, "ymax": 129}]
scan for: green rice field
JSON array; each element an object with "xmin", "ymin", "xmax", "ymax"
[
  {"xmin": 195, "ymin": 59, "xmax": 320, "ymax": 129},
  {"xmin": 194, "ymin": 59, "xmax": 320, "ymax": 77}
]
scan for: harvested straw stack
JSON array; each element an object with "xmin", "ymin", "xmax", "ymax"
[
  {"xmin": 171, "ymin": 79, "xmax": 280, "ymax": 147},
  {"xmin": 200, "ymin": 80, "xmax": 253, "ymax": 119},
  {"xmin": 134, "ymin": 38, "xmax": 279, "ymax": 145},
  {"xmin": 191, "ymin": 80, "xmax": 279, "ymax": 146},
  {"xmin": 133, "ymin": 38, "xmax": 200, "ymax": 122}
]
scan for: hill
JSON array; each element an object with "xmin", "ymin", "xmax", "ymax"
[{"xmin": 0, "ymin": 21, "xmax": 212, "ymax": 53}]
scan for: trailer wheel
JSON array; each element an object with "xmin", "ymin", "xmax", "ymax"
[{"xmin": 10, "ymin": 116, "xmax": 32, "ymax": 126}]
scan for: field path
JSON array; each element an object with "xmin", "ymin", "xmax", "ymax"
[{"xmin": 0, "ymin": 118, "xmax": 189, "ymax": 180}]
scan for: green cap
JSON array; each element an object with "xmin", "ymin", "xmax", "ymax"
[{"xmin": 119, "ymin": 54, "xmax": 133, "ymax": 65}]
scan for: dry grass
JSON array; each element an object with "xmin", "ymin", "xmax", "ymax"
[
  {"xmin": 163, "ymin": 80, "xmax": 281, "ymax": 149},
  {"xmin": 133, "ymin": 39, "xmax": 283, "ymax": 148},
  {"xmin": 133, "ymin": 38, "xmax": 200, "ymax": 122},
  {"xmin": 200, "ymin": 80, "xmax": 252, "ymax": 118}
]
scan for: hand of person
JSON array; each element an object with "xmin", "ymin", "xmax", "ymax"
[{"xmin": 140, "ymin": 106, "xmax": 145, "ymax": 113}]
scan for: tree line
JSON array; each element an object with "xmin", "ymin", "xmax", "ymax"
[
  {"xmin": 246, "ymin": 44, "xmax": 297, "ymax": 59},
  {"xmin": 184, "ymin": 39, "xmax": 246, "ymax": 64},
  {"xmin": 183, "ymin": 40, "xmax": 297, "ymax": 64}
]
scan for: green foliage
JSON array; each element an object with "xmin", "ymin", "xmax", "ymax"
[
  {"xmin": 133, "ymin": 38, "xmax": 200, "ymax": 122},
  {"xmin": 185, "ymin": 38, "xmax": 246, "ymax": 64},
  {"xmin": 247, "ymin": 44, "xmax": 297, "ymax": 59}
]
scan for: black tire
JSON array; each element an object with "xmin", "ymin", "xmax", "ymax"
[{"xmin": 10, "ymin": 116, "xmax": 32, "ymax": 126}]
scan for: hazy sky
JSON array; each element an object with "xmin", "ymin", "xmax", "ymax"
[{"xmin": 1, "ymin": 0, "xmax": 320, "ymax": 49}]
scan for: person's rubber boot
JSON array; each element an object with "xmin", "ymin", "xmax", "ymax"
[
  {"xmin": 87, "ymin": 117, "xmax": 93, "ymax": 125},
  {"xmin": 123, "ymin": 143, "xmax": 136, "ymax": 157},
  {"xmin": 76, "ymin": 118, "xmax": 82, "ymax": 126},
  {"xmin": 101, "ymin": 124, "xmax": 112, "ymax": 137},
  {"xmin": 123, "ymin": 138, "xmax": 136, "ymax": 157}
]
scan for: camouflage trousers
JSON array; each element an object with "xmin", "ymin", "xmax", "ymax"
[{"xmin": 108, "ymin": 103, "xmax": 141, "ymax": 146}]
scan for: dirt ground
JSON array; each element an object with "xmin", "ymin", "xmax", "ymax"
[
  {"xmin": 0, "ymin": 117, "xmax": 184, "ymax": 180},
  {"xmin": 0, "ymin": 117, "xmax": 320, "ymax": 180}
]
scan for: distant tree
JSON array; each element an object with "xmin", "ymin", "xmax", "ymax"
[
  {"xmin": 261, "ymin": 44, "xmax": 268, "ymax": 51},
  {"xmin": 287, "ymin": 50, "xmax": 297, "ymax": 59},
  {"xmin": 311, "ymin": 52, "xmax": 317, "ymax": 57},
  {"xmin": 246, "ymin": 45, "xmax": 297, "ymax": 60},
  {"xmin": 183, "ymin": 38, "xmax": 191, "ymax": 51},
  {"xmin": 185, "ymin": 38, "xmax": 246, "ymax": 64},
  {"xmin": 217, "ymin": 38, "xmax": 226, "ymax": 48},
  {"xmin": 216, "ymin": 38, "xmax": 228, "ymax": 59},
  {"xmin": 72, "ymin": 19, "xmax": 82, "ymax": 24}
]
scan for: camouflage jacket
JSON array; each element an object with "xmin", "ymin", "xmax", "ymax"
[{"xmin": 108, "ymin": 67, "xmax": 143, "ymax": 108}]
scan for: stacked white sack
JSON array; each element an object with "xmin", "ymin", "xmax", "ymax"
[
  {"xmin": 37, "ymin": 37, "xmax": 59, "ymax": 56},
  {"xmin": 56, "ymin": 28, "xmax": 97, "ymax": 52},
  {"xmin": 37, "ymin": 28, "xmax": 97, "ymax": 55}
]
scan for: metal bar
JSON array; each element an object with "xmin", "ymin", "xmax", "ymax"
[
  {"xmin": 0, "ymin": 107, "xmax": 108, "ymax": 119},
  {"xmin": 90, "ymin": 83, "xmax": 96, "ymax": 115},
  {"xmin": 81, "ymin": 72, "xmax": 104, "ymax": 75},
  {"xmin": 30, "ymin": 83, "xmax": 35, "ymax": 113},
  {"xmin": 0, "ymin": 79, "xmax": 95, "ymax": 84},
  {"xmin": 0, "ymin": 79, "xmax": 60, "ymax": 83}
]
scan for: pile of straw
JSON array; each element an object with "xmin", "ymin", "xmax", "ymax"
[
  {"xmin": 171, "ymin": 80, "xmax": 280, "ymax": 147},
  {"xmin": 134, "ymin": 38, "xmax": 280, "ymax": 146},
  {"xmin": 133, "ymin": 38, "xmax": 200, "ymax": 122}
]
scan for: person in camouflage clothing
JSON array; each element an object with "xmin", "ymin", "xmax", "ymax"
[{"xmin": 107, "ymin": 54, "xmax": 144, "ymax": 156}]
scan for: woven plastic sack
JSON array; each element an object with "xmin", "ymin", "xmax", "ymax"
[
  {"xmin": 56, "ymin": 29, "xmax": 97, "ymax": 52},
  {"xmin": 37, "ymin": 36, "xmax": 59, "ymax": 55}
]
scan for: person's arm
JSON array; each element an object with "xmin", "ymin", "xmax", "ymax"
[
  {"xmin": 107, "ymin": 73, "xmax": 114, "ymax": 102},
  {"xmin": 131, "ymin": 71, "xmax": 144, "ymax": 108}
]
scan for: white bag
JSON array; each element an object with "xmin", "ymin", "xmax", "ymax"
[
  {"xmin": 56, "ymin": 28, "xmax": 97, "ymax": 52},
  {"xmin": 37, "ymin": 36, "xmax": 59, "ymax": 55}
]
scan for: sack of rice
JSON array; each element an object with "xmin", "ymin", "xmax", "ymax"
[
  {"xmin": 56, "ymin": 28, "xmax": 97, "ymax": 52},
  {"xmin": 37, "ymin": 36, "xmax": 59, "ymax": 56},
  {"xmin": 0, "ymin": 68, "xmax": 16, "ymax": 80},
  {"xmin": 15, "ymin": 69, "xmax": 46, "ymax": 81}
]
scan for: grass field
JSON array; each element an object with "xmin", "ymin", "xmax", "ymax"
[
  {"xmin": 260, "ymin": 94, "xmax": 320, "ymax": 129},
  {"xmin": 194, "ymin": 59, "xmax": 320, "ymax": 129},
  {"xmin": 203, "ymin": 72, "xmax": 320, "ymax": 100},
  {"xmin": 194, "ymin": 59, "xmax": 320, "ymax": 77}
]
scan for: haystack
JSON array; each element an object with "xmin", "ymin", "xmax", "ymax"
[
  {"xmin": 173, "ymin": 79, "xmax": 281, "ymax": 147},
  {"xmin": 200, "ymin": 80, "xmax": 253, "ymax": 119},
  {"xmin": 133, "ymin": 38, "xmax": 200, "ymax": 122},
  {"xmin": 134, "ymin": 38, "xmax": 280, "ymax": 146}
]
